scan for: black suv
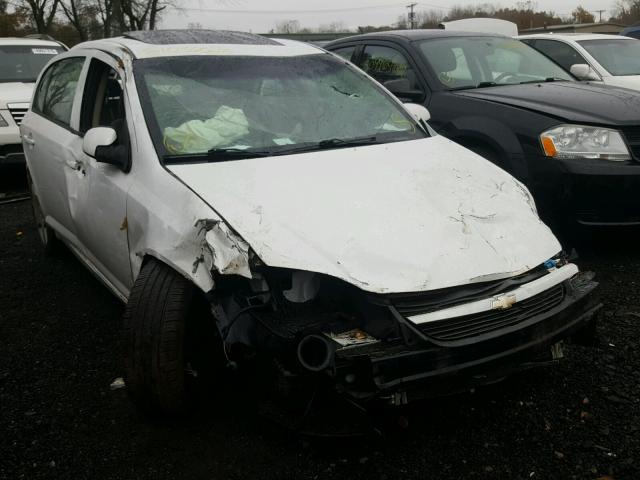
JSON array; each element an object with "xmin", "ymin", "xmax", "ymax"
[{"xmin": 326, "ymin": 30, "xmax": 640, "ymax": 231}]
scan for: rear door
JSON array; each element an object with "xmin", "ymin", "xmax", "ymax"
[{"xmin": 21, "ymin": 55, "xmax": 86, "ymax": 240}]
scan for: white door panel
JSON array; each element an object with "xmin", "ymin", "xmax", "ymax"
[
  {"xmin": 22, "ymin": 111, "xmax": 78, "ymax": 239},
  {"xmin": 64, "ymin": 54, "xmax": 133, "ymax": 296}
]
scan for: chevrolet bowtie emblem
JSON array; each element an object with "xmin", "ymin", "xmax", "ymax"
[{"xmin": 492, "ymin": 294, "xmax": 517, "ymax": 310}]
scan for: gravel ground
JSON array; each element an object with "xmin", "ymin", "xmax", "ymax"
[{"xmin": 1, "ymin": 169, "xmax": 639, "ymax": 480}]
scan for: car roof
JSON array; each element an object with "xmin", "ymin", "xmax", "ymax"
[
  {"xmin": 330, "ymin": 29, "xmax": 504, "ymax": 44},
  {"xmin": 519, "ymin": 33, "xmax": 635, "ymax": 42},
  {"xmin": 0, "ymin": 37, "xmax": 62, "ymax": 47},
  {"xmin": 71, "ymin": 29, "xmax": 323, "ymax": 59}
]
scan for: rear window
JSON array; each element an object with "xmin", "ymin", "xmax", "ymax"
[{"xmin": 0, "ymin": 45, "xmax": 63, "ymax": 83}]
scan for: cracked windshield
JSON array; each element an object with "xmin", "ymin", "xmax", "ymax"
[{"xmin": 135, "ymin": 54, "xmax": 426, "ymax": 161}]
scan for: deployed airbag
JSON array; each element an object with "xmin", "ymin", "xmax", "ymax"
[{"xmin": 163, "ymin": 106, "xmax": 249, "ymax": 154}]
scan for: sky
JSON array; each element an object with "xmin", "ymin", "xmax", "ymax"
[{"xmin": 159, "ymin": 0, "xmax": 617, "ymax": 33}]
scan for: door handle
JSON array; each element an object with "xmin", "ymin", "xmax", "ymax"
[
  {"xmin": 23, "ymin": 134, "xmax": 35, "ymax": 146},
  {"xmin": 65, "ymin": 158, "xmax": 82, "ymax": 170}
]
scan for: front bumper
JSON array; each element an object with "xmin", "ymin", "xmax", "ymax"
[
  {"xmin": 0, "ymin": 143, "xmax": 25, "ymax": 165},
  {"xmin": 529, "ymin": 154, "xmax": 640, "ymax": 226},
  {"xmin": 331, "ymin": 272, "xmax": 599, "ymax": 404},
  {"xmin": 0, "ymin": 111, "xmax": 24, "ymax": 165}
]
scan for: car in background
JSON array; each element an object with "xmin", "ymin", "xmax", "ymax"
[
  {"xmin": 22, "ymin": 30, "xmax": 598, "ymax": 416},
  {"xmin": 621, "ymin": 24, "xmax": 640, "ymax": 39},
  {"xmin": 520, "ymin": 33, "xmax": 640, "ymax": 90},
  {"xmin": 0, "ymin": 36, "xmax": 65, "ymax": 166},
  {"xmin": 326, "ymin": 30, "xmax": 640, "ymax": 231}
]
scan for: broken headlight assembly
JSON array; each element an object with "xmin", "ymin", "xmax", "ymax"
[{"xmin": 540, "ymin": 125, "xmax": 630, "ymax": 161}]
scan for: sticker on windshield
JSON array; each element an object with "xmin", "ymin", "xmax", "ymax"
[{"xmin": 32, "ymin": 48, "xmax": 58, "ymax": 55}]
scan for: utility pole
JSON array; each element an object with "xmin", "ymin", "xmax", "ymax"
[
  {"xmin": 406, "ymin": 3, "xmax": 417, "ymax": 29},
  {"xmin": 594, "ymin": 9, "xmax": 606, "ymax": 22}
]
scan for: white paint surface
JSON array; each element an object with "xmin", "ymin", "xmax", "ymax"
[{"xmin": 170, "ymin": 136, "xmax": 561, "ymax": 294}]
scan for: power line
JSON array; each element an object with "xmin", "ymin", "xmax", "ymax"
[{"xmin": 175, "ymin": 3, "xmax": 409, "ymax": 14}]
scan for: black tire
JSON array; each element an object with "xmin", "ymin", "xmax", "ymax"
[
  {"xmin": 27, "ymin": 168, "xmax": 59, "ymax": 256},
  {"xmin": 122, "ymin": 259, "xmax": 198, "ymax": 415}
]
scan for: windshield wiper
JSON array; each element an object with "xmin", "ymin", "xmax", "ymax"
[
  {"xmin": 263, "ymin": 135, "xmax": 380, "ymax": 156},
  {"xmin": 318, "ymin": 136, "xmax": 378, "ymax": 148},
  {"xmin": 519, "ymin": 77, "xmax": 566, "ymax": 85},
  {"xmin": 449, "ymin": 81, "xmax": 497, "ymax": 91},
  {"xmin": 476, "ymin": 81, "xmax": 498, "ymax": 88},
  {"xmin": 206, "ymin": 147, "xmax": 272, "ymax": 159},
  {"xmin": 164, "ymin": 148, "xmax": 272, "ymax": 164},
  {"xmin": 164, "ymin": 136, "xmax": 380, "ymax": 164}
]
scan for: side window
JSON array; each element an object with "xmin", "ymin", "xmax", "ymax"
[
  {"xmin": 533, "ymin": 40, "xmax": 587, "ymax": 72},
  {"xmin": 80, "ymin": 58, "xmax": 125, "ymax": 134},
  {"xmin": 332, "ymin": 46, "xmax": 356, "ymax": 62},
  {"xmin": 359, "ymin": 45, "xmax": 422, "ymax": 93},
  {"xmin": 33, "ymin": 57, "xmax": 84, "ymax": 127}
]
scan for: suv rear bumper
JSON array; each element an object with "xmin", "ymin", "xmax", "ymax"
[{"xmin": 332, "ymin": 272, "xmax": 599, "ymax": 404}]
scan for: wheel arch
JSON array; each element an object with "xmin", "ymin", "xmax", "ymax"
[{"xmin": 443, "ymin": 115, "xmax": 528, "ymax": 179}]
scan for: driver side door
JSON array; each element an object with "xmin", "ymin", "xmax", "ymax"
[{"xmin": 65, "ymin": 52, "xmax": 134, "ymax": 300}]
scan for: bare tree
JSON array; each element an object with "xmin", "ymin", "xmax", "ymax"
[
  {"xmin": 317, "ymin": 21, "xmax": 348, "ymax": 33},
  {"xmin": 571, "ymin": 5, "xmax": 595, "ymax": 23},
  {"xmin": 611, "ymin": 0, "xmax": 640, "ymax": 24},
  {"xmin": 18, "ymin": 0, "xmax": 60, "ymax": 33},
  {"xmin": 273, "ymin": 19, "xmax": 301, "ymax": 34}
]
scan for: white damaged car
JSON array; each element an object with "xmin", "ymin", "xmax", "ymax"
[{"xmin": 22, "ymin": 30, "xmax": 599, "ymax": 415}]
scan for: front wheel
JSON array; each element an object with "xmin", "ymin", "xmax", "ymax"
[{"xmin": 122, "ymin": 258, "xmax": 222, "ymax": 416}]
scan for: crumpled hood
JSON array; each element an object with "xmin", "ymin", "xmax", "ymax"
[
  {"xmin": 0, "ymin": 82, "xmax": 34, "ymax": 109},
  {"xmin": 169, "ymin": 136, "xmax": 561, "ymax": 294},
  {"xmin": 455, "ymin": 81, "xmax": 640, "ymax": 125}
]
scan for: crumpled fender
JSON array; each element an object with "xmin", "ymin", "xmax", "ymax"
[{"xmin": 127, "ymin": 176, "xmax": 251, "ymax": 295}]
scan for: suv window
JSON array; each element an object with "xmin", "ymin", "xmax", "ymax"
[
  {"xmin": 359, "ymin": 45, "xmax": 422, "ymax": 92},
  {"xmin": 0, "ymin": 45, "xmax": 63, "ymax": 83},
  {"xmin": 33, "ymin": 57, "xmax": 84, "ymax": 127},
  {"xmin": 532, "ymin": 40, "xmax": 588, "ymax": 72}
]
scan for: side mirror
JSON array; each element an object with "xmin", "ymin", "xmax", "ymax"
[
  {"xmin": 403, "ymin": 103, "xmax": 431, "ymax": 124},
  {"xmin": 83, "ymin": 126, "xmax": 129, "ymax": 172},
  {"xmin": 83, "ymin": 127, "xmax": 117, "ymax": 157},
  {"xmin": 570, "ymin": 63, "xmax": 599, "ymax": 81},
  {"xmin": 383, "ymin": 78, "xmax": 426, "ymax": 103}
]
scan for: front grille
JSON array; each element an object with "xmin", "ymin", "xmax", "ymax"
[
  {"xmin": 386, "ymin": 266, "xmax": 549, "ymax": 318},
  {"xmin": 621, "ymin": 127, "xmax": 640, "ymax": 160},
  {"xmin": 8, "ymin": 107, "xmax": 28, "ymax": 126},
  {"xmin": 416, "ymin": 284, "xmax": 565, "ymax": 341}
]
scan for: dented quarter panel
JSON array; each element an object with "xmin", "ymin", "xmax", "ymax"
[{"xmin": 168, "ymin": 136, "xmax": 562, "ymax": 294}]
